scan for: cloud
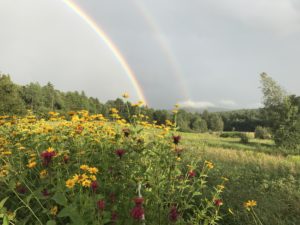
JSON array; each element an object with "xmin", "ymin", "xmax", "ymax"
[
  {"xmin": 207, "ymin": 0, "xmax": 300, "ymax": 35},
  {"xmin": 219, "ymin": 100, "xmax": 237, "ymax": 107},
  {"xmin": 178, "ymin": 100, "xmax": 215, "ymax": 109}
]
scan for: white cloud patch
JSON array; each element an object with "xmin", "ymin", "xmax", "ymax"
[
  {"xmin": 178, "ymin": 100, "xmax": 215, "ymax": 108},
  {"xmin": 219, "ymin": 100, "xmax": 237, "ymax": 107}
]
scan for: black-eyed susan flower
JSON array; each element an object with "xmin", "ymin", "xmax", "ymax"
[
  {"xmin": 244, "ymin": 200, "xmax": 257, "ymax": 209},
  {"xmin": 66, "ymin": 179, "xmax": 76, "ymax": 189}
]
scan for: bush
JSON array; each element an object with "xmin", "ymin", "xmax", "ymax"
[
  {"xmin": 220, "ymin": 132, "xmax": 242, "ymax": 138},
  {"xmin": 255, "ymin": 126, "xmax": 271, "ymax": 139},
  {"xmin": 239, "ymin": 133, "xmax": 249, "ymax": 144}
]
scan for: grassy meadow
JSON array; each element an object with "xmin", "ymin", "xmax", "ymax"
[{"xmin": 181, "ymin": 132, "xmax": 300, "ymax": 225}]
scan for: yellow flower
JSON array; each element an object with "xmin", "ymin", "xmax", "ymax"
[
  {"xmin": 80, "ymin": 165, "xmax": 89, "ymax": 171},
  {"xmin": 40, "ymin": 170, "xmax": 48, "ymax": 179},
  {"xmin": 72, "ymin": 174, "xmax": 79, "ymax": 182},
  {"xmin": 90, "ymin": 175, "xmax": 97, "ymax": 181},
  {"xmin": 110, "ymin": 108, "xmax": 119, "ymax": 114},
  {"xmin": 66, "ymin": 179, "xmax": 76, "ymax": 189},
  {"xmin": 122, "ymin": 92, "xmax": 129, "ymax": 98},
  {"xmin": 47, "ymin": 147, "xmax": 54, "ymax": 153},
  {"xmin": 88, "ymin": 167, "xmax": 98, "ymax": 174},
  {"xmin": 0, "ymin": 169, "xmax": 8, "ymax": 177},
  {"xmin": 217, "ymin": 185, "xmax": 225, "ymax": 190},
  {"xmin": 76, "ymin": 173, "xmax": 88, "ymax": 183},
  {"xmin": 81, "ymin": 179, "xmax": 91, "ymax": 187},
  {"xmin": 205, "ymin": 160, "xmax": 214, "ymax": 169},
  {"xmin": 50, "ymin": 206, "xmax": 58, "ymax": 216},
  {"xmin": 244, "ymin": 200, "xmax": 257, "ymax": 209},
  {"xmin": 2, "ymin": 151, "xmax": 12, "ymax": 156},
  {"xmin": 221, "ymin": 176, "xmax": 229, "ymax": 181},
  {"xmin": 27, "ymin": 161, "xmax": 37, "ymax": 168}
]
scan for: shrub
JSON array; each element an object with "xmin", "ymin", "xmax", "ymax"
[
  {"xmin": 220, "ymin": 131, "xmax": 242, "ymax": 138},
  {"xmin": 239, "ymin": 133, "xmax": 249, "ymax": 144},
  {"xmin": 255, "ymin": 126, "xmax": 271, "ymax": 139}
]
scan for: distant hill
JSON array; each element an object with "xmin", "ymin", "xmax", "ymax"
[{"xmin": 180, "ymin": 106, "xmax": 236, "ymax": 113}]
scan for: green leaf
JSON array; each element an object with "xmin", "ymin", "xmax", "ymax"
[
  {"xmin": 2, "ymin": 215, "xmax": 9, "ymax": 225},
  {"xmin": 46, "ymin": 220, "xmax": 56, "ymax": 225},
  {"xmin": 52, "ymin": 192, "xmax": 68, "ymax": 206},
  {"xmin": 58, "ymin": 206, "xmax": 84, "ymax": 225},
  {"xmin": 0, "ymin": 197, "xmax": 9, "ymax": 209}
]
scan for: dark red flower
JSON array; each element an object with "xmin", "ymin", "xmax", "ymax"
[
  {"xmin": 169, "ymin": 206, "xmax": 179, "ymax": 222},
  {"xmin": 40, "ymin": 149, "xmax": 56, "ymax": 166},
  {"xmin": 41, "ymin": 188, "xmax": 50, "ymax": 197},
  {"xmin": 214, "ymin": 199, "xmax": 223, "ymax": 207},
  {"xmin": 109, "ymin": 192, "xmax": 116, "ymax": 203},
  {"xmin": 133, "ymin": 197, "xmax": 144, "ymax": 206},
  {"xmin": 97, "ymin": 200, "xmax": 105, "ymax": 211},
  {"xmin": 173, "ymin": 135, "xmax": 181, "ymax": 145},
  {"xmin": 115, "ymin": 149, "xmax": 125, "ymax": 159},
  {"xmin": 90, "ymin": 181, "xmax": 98, "ymax": 192},
  {"xmin": 188, "ymin": 170, "xmax": 196, "ymax": 178},
  {"xmin": 130, "ymin": 206, "xmax": 144, "ymax": 220},
  {"xmin": 16, "ymin": 185, "xmax": 27, "ymax": 194},
  {"xmin": 111, "ymin": 211, "xmax": 117, "ymax": 221},
  {"xmin": 63, "ymin": 155, "xmax": 69, "ymax": 164}
]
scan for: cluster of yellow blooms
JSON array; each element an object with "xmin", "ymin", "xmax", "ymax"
[
  {"xmin": 0, "ymin": 165, "xmax": 9, "ymax": 178},
  {"xmin": 205, "ymin": 160, "xmax": 214, "ymax": 169},
  {"xmin": 66, "ymin": 165, "xmax": 99, "ymax": 189}
]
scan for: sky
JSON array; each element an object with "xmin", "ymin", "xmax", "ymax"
[{"xmin": 0, "ymin": 0, "xmax": 300, "ymax": 109}]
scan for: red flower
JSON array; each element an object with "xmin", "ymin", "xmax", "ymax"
[
  {"xmin": 97, "ymin": 200, "xmax": 105, "ymax": 211},
  {"xmin": 214, "ymin": 199, "xmax": 223, "ymax": 206},
  {"xmin": 109, "ymin": 192, "xmax": 116, "ymax": 203},
  {"xmin": 41, "ymin": 188, "xmax": 50, "ymax": 197},
  {"xmin": 75, "ymin": 125, "xmax": 84, "ymax": 134},
  {"xmin": 130, "ymin": 206, "xmax": 144, "ymax": 220},
  {"xmin": 16, "ymin": 185, "xmax": 27, "ymax": 194},
  {"xmin": 188, "ymin": 170, "xmax": 196, "ymax": 178},
  {"xmin": 115, "ymin": 149, "xmax": 125, "ymax": 159},
  {"xmin": 133, "ymin": 197, "xmax": 144, "ymax": 206},
  {"xmin": 169, "ymin": 206, "xmax": 179, "ymax": 222},
  {"xmin": 90, "ymin": 181, "xmax": 98, "ymax": 192},
  {"xmin": 111, "ymin": 211, "xmax": 117, "ymax": 221},
  {"xmin": 173, "ymin": 135, "xmax": 181, "ymax": 145},
  {"xmin": 130, "ymin": 197, "xmax": 144, "ymax": 220},
  {"xmin": 40, "ymin": 149, "xmax": 56, "ymax": 166},
  {"xmin": 63, "ymin": 155, "xmax": 69, "ymax": 164}
]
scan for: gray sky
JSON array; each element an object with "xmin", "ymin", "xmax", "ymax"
[{"xmin": 0, "ymin": 0, "xmax": 300, "ymax": 109}]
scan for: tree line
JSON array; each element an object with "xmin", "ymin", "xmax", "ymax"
[
  {"xmin": 1, "ymin": 73, "xmax": 299, "ymax": 151},
  {"xmin": 0, "ymin": 74, "xmax": 227, "ymax": 132}
]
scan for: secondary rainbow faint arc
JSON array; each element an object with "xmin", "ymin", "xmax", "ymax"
[
  {"xmin": 61, "ymin": 0, "xmax": 148, "ymax": 105},
  {"xmin": 133, "ymin": 0, "xmax": 190, "ymax": 102}
]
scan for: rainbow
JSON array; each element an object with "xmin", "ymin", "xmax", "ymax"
[
  {"xmin": 133, "ymin": 0, "xmax": 190, "ymax": 101},
  {"xmin": 61, "ymin": 0, "xmax": 148, "ymax": 105}
]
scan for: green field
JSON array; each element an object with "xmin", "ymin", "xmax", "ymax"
[{"xmin": 181, "ymin": 132, "xmax": 300, "ymax": 225}]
